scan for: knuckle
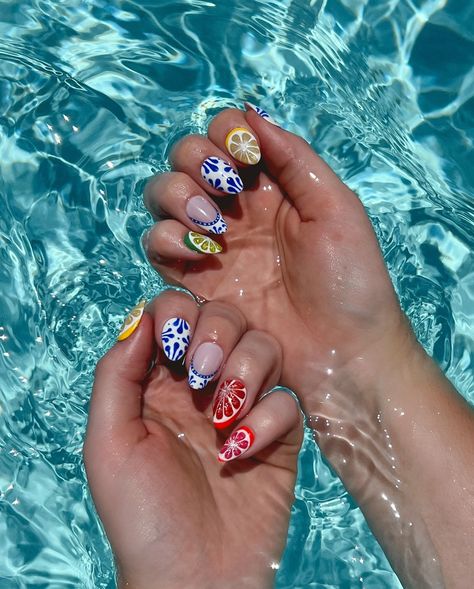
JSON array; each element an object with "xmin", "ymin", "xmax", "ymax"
[
  {"xmin": 170, "ymin": 134, "xmax": 208, "ymax": 164},
  {"xmin": 247, "ymin": 330, "xmax": 282, "ymax": 361},
  {"xmin": 154, "ymin": 288, "xmax": 195, "ymax": 310}
]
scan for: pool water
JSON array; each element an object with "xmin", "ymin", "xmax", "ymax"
[{"xmin": 0, "ymin": 0, "xmax": 473, "ymax": 587}]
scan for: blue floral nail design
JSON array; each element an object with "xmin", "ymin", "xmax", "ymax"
[
  {"xmin": 188, "ymin": 364, "xmax": 218, "ymax": 390},
  {"xmin": 188, "ymin": 210, "xmax": 227, "ymax": 235},
  {"xmin": 246, "ymin": 103, "xmax": 279, "ymax": 126},
  {"xmin": 201, "ymin": 157, "xmax": 244, "ymax": 194},
  {"xmin": 161, "ymin": 317, "xmax": 191, "ymax": 361}
]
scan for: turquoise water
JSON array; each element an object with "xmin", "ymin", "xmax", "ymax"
[{"xmin": 0, "ymin": 0, "xmax": 473, "ymax": 586}]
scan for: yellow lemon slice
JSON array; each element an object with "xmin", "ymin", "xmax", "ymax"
[
  {"xmin": 225, "ymin": 127, "xmax": 261, "ymax": 165},
  {"xmin": 184, "ymin": 231, "xmax": 222, "ymax": 254},
  {"xmin": 117, "ymin": 300, "xmax": 146, "ymax": 341}
]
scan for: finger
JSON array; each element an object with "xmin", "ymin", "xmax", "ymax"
[
  {"xmin": 244, "ymin": 103, "xmax": 357, "ymax": 221},
  {"xmin": 143, "ymin": 219, "xmax": 223, "ymax": 264},
  {"xmin": 170, "ymin": 134, "xmax": 244, "ymax": 196},
  {"xmin": 186, "ymin": 301, "xmax": 247, "ymax": 390},
  {"xmin": 144, "ymin": 171, "xmax": 228, "ymax": 235},
  {"xmin": 85, "ymin": 302, "xmax": 154, "ymax": 451},
  {"xmin": 217, "ymin": 389, "xmax": 301, "ymax": 463},
  {"xmin": 211, "ymin": 330, "xmax": 281, "ymax": 430},
  {"xmin": 207, "ymin": 108, "xmax": 262, "ymax": 167},
  {"xmin": 146, "ymin": 290, "xmax": 198, "ymax": 363}
]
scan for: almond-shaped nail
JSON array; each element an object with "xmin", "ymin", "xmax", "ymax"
[
  {"xmin": 186, "ymin": 196, "xmax": 227, "ymax": 235},
  {"xmin": 218, "ymin": 426, "xmax": 255, "ymax": 462},
  {"xmin": 189, "ymin": 342, "xmax": 223, "ymax": 390},
  {"xmin": 244, "ymin": 102, "xmax": 279, "ymax": 126},
  {"xmin": 213, "ymin": 379, "xmax": 247, "ymax": 429},
  {"xmin": 117, "ymin": 300, "xmax": 146, "ymax": 341},
  {"xmin": 184, "ymin": 231, "xmax": 222, "ymax": 254},
  {"xmin": 161, "ymin": 317, "xmax": 191, "ymax": 361},
  {"xmin": 201, "ymin": 156, "xmax": 243, "ymax": 194},
  {"xmin": 225, "ymin": 127, "xmax": 261, "ymax": 165}
]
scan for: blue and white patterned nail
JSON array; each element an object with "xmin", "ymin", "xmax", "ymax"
[
  {"xmin": 161, "ymin": 317, "xmax": 191, "ymax": 362},
  {"xmin": 186, "ymin": 195, "xmax": 227, "ymax": 235},
  {"xmin": 201, "ymin": 157, "xmax": 244, "ymax": 194},
  {"xmin": 245, "ymin": 102, "xmax": 279, "ymax": 126},
  {"xmin": 188, "ymin": 342, "xmax": 223, "ymax": 390}
]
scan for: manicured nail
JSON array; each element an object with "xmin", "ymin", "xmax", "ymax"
[
  {"xmin": 213, "ymin": 379, "xmax": 247, "ymax": 429},
  {"xmin": 184, "ymin": 231, "xmax": 222, "ymax": 254},
  {"xmin": 117, "ymin": 301, "xmax": 146, "ymax": 341},
  {"xmin": 201, "ymin": 157, "xmax": 243, "ymax": 194},
  {"xmin": 188, "ymin": 342, "xmax": 223, "ymax": 390},
  {"xmin": 161, "ymin": 317, "xmax": 191, "ymax": 361},
  {"xmin": 218, "ymin": 426, "xmax": 255, "ymax": 462},
  {"xmin": 244, "ymin": 102, "xmax": 279, "ymax": 126},
  {"xmin": 186, "ymin": 196, "xmax": 227, "ymax": 235},
  {"xmin": 225, "ymin": 127, "xmax": 261, "ymax": 165}
]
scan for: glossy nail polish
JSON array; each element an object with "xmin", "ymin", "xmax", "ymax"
[
  {"xmin": 117, "ymin": 300, "xmax": 146, "ymax": 341},
  {"xmin": 213, "ymin": 379, "xmax": 247, "ymax": 429},
  {"xmin": 161, "ymin": 317, "xmax": 191, "ymax": 361},
  {"xmin": 201, "ymin": 156, "xmax": 243, "ymax": 194},
  {"xmin": 186, "ymin": 196, "xmax": 227, "ymax": 235},
  {"xmin": 245, "ymin": 102, "xmax": 279, "ymax": 126},
  {"xmin": 218, "ymin": 426, "xmax": 255, "ymax": 462},
  {"xmin": 184, "ymin": 231, "xmax": 222, "ymax": 254},
  {"xmin": 188, "ymin": 342, "xmax": 223, "ymax": 390},
  {"xmin": 225, "ymin": 127, "xmax": 261, "ymax": 165}
]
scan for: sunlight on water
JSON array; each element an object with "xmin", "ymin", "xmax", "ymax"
[{"xmin": 0, "ymin": 0, "xmax": 473, "ymax": 586}]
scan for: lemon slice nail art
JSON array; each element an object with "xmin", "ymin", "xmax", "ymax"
[
  {"xmin": 184, "ymin": 231, "xmax": 222, "ymax": 254},
  {"xmin": 117, "ymin": 300, "xmax": 146, "ymax": 341},
  {"xmin": 225, "ymin": 127, "xmax": 261, "ymax": 165}
]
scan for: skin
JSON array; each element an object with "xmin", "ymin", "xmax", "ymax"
[
  {"xmin": 84, "ymin": 297, "xmax": 302, "ymax": 589},
  {"xmin": 87, "ymin": 108, "xmax": 474, "ymax": 588}
]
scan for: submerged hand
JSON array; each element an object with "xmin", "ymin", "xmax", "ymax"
[
  {"xmin": 84, "ymin": 292, "xmax": 301, "ymax": 589},
  {"xmin": 143, "ymin": 106, "xmax": 408, "ymax": 407}
]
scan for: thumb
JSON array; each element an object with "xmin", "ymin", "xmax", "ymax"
[
  {"xmin": 245, "ymin": 106, "xmax": 354, "ymax": 221},
  {"xmin": 85, "ymin": 308, "xmax": 155, "ymax": 454}
]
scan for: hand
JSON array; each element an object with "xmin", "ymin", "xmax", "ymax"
[
  {"xmin": 143, "ymin": 105, "xmax": 410, "ymax": 409},
  {"xmin": 84, "ymin": 292, "xmax": 302, "ymax": 589}
]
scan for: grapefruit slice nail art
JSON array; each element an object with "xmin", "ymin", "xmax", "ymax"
[
  {"xmin": 218, "ymin": 425, "xmax": 255, "ymax": 462},
  {"xmin": 213, "ymin": 379, "xmax": 247, "ymax": 429}
]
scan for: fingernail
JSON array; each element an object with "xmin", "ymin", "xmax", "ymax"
[
  {"xmin": 141, "ymin": 229, "xmax": 151, "ymax": 254},
  {"xmin": 117, "ymin": 300, "xmax": 146, "ymax": 341},
  {"xmin": 161, "ymin": 317, "xmax": 191, "ymax": 361},
  {"xmin": 188, "ymin": 342, "xmax": 223, "ymax": 390},
  {"xmin": 213, "ymin": 379, "xmax": 247, "ymax": 429},
  {"xmin": 184, "ymin": 231, "xmax": 222, "ymax": 254},
  {"xmin": 244, "ymin": 102, "xmax": 279, "ymax": 126},
  {"xmin": 186, "ymin": 196, "xmax": 227, "ymax": 235},
  {"xmin": 225, "ymin": 127, "xmax": 261, "ymax": 165},
  {"xmin": 201, "ymin": 157, "xmax": 243, "ymax": 194},
  {"xmin": 218, "ymin": 426, "xmax": 255, "ymax": 462}
]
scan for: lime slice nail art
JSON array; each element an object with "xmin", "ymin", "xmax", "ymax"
[{"xmin": 184, "ymin": 231, "xmax": 222, "ymax": 254}]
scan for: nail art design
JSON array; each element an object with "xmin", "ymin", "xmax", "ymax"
[
  {"xmin": 188, "ymin": 342, "xmax": 223, "ymax": 390},
  {"xmin": 184, "ymin": 231, "xmax": 222, "ymax": 254},
  {"xmin": 117, "ymin": 300, "xmax": 145, "ymax": 341},
  {"xmin": 225, "ymin": 128, "xmax": 261, "ymax": 165},
  {"xmin": 186, "ymin": 196, "xmax": 227, "ymax": 234},
  {"xmin": 201, "ymin": 157, "xmax": 243, "ymax": 194},
  {"xmin": 218, "ymin": 426, "xmax": 255, "ymax": 462},
  {"xmin": 245, "ymin": 103, "xmax": 279, "ymax": 126},
  {"xmin": 161, "ymin": 317, "xmax": 191, "ymax": 361},
  {"xmin": 213, "ymin": 379, "xmax": 247, "ymax": 429}
]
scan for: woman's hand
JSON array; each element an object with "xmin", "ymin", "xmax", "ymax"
[
  {"xmin": 84, "ymin": 292, "xmax": 302, "ymax": 589},
  {"xmin": 143, "ymin": 105, "xmax": 409, "ymax": 410}
]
